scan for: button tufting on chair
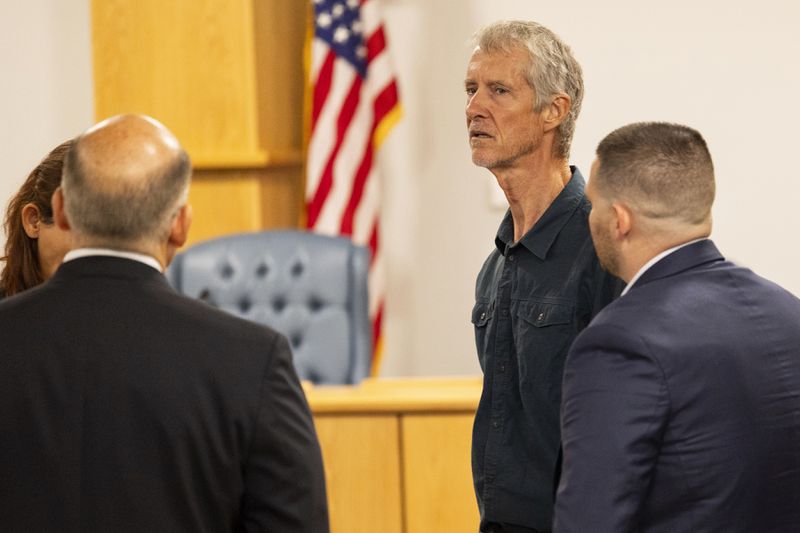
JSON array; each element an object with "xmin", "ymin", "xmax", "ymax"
[
  {"xmin": 308, "ymin": 296, "xmax": 324, "ymax": 313},
  {"xmin": 255, "ymin": 263, "xmax": 269, "ymax": 278},
  {"xmin": 272, "ymin": 297, "xmax": 287, "ymax": 313},
  {"xmin": 220, "ymin": 263, "xmax": 235, "ymax": 280},
  {"xmin": 290, "ymin": 333, "xmax": 303, "ymax": 349},
  {"xmin": 166, "ymin": 230, "xmax": 372, "ymax": 384}
]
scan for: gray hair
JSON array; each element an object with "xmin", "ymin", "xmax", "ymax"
[
  {"xmin": 62, "ymin": 145, "xmax": 191, "ymax": 246},
  {"xmin": 595, "ymin": 122, "xmax": 715, "ymax": 226},
  {"xmin": 473, "ymin": 20, "xmax": 583, "ymax": 159}
]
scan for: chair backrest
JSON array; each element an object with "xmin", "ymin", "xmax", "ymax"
[{"xmin": 167, "ymin": 230, "xmax": 371, "ymax": 384}]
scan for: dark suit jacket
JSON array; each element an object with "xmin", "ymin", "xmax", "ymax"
[
  {"xmin": 0, "ymin": 256, "xmax": 328, "ymax": 532},
  {"xmin": 554, "ymin": 240, "xmax": 800, "ymax": 532}
]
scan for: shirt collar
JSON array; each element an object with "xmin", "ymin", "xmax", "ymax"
[
  {"xmin": 621, "ymin": 238, "xmax": 708, "ymax": 296},
  {"xmin": 495, "ymin": 166, "xmax": 586, "ymax": 260},
  {"xmin": 63, "ymin": 248, "xmax": 163, "ymax": 273}
]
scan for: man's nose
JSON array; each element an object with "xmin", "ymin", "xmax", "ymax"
[{"xmin": 466, "ymin": 90, "xmax": 488, "ymax": 120}]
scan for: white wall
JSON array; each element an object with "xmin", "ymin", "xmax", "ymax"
[
  {"xmin": 377, "ymin": 0, "xmax": 800, "ymax": 376},
  {"xmin": 0, "ymin": 0, "xmax": 94, "ymax": 239},
  {"xmin": 2, "ymin": 1, "xmax": 798, "ymax": 378}
]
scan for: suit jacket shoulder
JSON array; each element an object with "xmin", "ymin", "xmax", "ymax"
[{"xmin": 0, "ymin": 256, "xmax": 329, "ymax": 533}]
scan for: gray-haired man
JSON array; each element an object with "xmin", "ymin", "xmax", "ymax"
[{"xmin": 466, "ymin": 20, "xmax": 621, "ymax": 532}]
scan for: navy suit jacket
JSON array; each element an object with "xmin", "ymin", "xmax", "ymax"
[
  {"xmin": 554, "ymin": 240, "xmax": 800, "ymax": 532},
  {"xmin": 0, "ymin": 256, "xmax": 329, "ymax": 532}
]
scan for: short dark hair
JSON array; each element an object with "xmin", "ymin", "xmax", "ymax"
[
  {"xmin": 594, "ymin": 122, "xmax": 715, "ymax": 225},
  {"xmin": 1, "ymin": 139, "xmax": 73, "ymax": 296}
]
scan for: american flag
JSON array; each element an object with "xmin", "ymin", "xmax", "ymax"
[{"xmin": 305, "ymin": 0, "xmax": 401, "ymax": 373}]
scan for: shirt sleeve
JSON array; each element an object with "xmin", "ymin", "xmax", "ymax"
[
  {"xmin": 238, "ymin": 334, "xmax": 329, "ymax": 533},
  {"xmin": 554, "ymin": 323, "xmax": 668, "ymax": 533}
]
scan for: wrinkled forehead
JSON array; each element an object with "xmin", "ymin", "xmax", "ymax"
[{"xmin": 465, "ymin": 45, "xmax": 531, "ymax": 84}]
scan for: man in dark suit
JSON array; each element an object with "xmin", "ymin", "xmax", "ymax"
[
  {"xmin": 553, "ymin": 122, "xmax": 800, "ymax": 532},
  {"xmin": 0, "ymin": 114, "xmax": 329, "ymax": 532}
]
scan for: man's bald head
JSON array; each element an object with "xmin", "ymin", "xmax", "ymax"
[{"xmin": 62, "ymin": 114, "xmax": 191, "ymax": 248}]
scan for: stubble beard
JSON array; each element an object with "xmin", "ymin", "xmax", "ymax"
[
  {"xmin": 591, "ymin": 225, "xmax": 621, "ymax": 279},
  {"xmin": 470, "ymin": 138, "xmax": 539, "ymax": 170}
]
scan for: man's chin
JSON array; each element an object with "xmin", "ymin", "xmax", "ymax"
[
  {"xmin": 471, "ymin": 153, "xmax": 488, "ymax": 168},
  {"xmin": 471, "ymin": 152, "xmax": 498, "ymax": 169}
]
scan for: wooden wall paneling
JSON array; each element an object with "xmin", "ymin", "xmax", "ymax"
[
  {"xmin": 313, "ymin": 414, "xmax": 404, "ymax": 533},
  {"xmin": 92, "ymin": 0, "xmax": 307, "ymax": 240},
  {"xmin": 91, "ymin": 0, "xmax": 265, "ymax": 165},
  {"xmin": 186, "ymin": 166, "xmax": 301, "ymax": 247},
  {"xmin": 252, "ymin": 0, "xmax": 307, "ymax": 154},
  {"xmin": 187, "ymin": 169, "xmax": 262, "ymax": 246},
  {"xmin": 401, "ymin": 413, "xmax": 480, "ymax": 533},
  {"xmin": 258, "ymin": 165, "xmax": 303, "ymax": 230}
]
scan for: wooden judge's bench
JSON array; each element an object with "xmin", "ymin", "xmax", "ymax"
[{"xmin": 305, "ymin": 377, "xmax": 482, "ymax": 533}]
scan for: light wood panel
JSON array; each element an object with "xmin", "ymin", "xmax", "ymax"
[
  {"xmin": 402, "ymin": 414, "xmax": 479, "ymax": 533},
  {"xmin": 307, "ymin": 377, "xmax": 482, "ymax": 533},
  {"xmin": 186, "ymin": 170, "xmax": 261, "ymax": 246},
  {"xmin": 92, "ymin": 0, "xmax": 263, "ymax": 164},
  {"xmin": 252, "ymin": 0, "xmax": 307, "ymax": 152},
  {"xmin": 186, "ymin": 166, "xmax": 302, "ymax": 246},
  {"xmin": 309, "ymin": 376, "xmax": 482, "ymax": 413},
  {"xmin": 91, "ymin": 0, "xmax": 307, "ymax": 242},
  {"xmin": 314, "ymin": 415, "xmax": 403, "ymax": 533}
]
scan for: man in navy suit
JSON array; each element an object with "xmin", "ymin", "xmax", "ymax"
[
  {"xmin": 553, "ymin": 122, "xmax": 800, "ymax": 532},
  {"xmin": 0, "ymin": 114, "xmax": 328, "ymax": 532}
]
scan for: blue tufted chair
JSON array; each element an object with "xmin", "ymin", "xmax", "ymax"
[{"xmin": 166, "ymin": 230, "xmax": 372, "ymax": 385}]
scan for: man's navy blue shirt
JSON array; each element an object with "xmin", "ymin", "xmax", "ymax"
[{"xmin": 472, "ymin": 167, "xmax": 622, "ymax": 530}]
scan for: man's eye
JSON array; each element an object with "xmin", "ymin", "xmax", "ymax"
[
  {"xmin": 494, "ymin": 87, "xmax": 508, "ymax": 95},
  {"xmin": 466, "ymin": 87, "xmax": 476, "ymax": 96}
]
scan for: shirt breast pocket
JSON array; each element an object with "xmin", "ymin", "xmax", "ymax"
[
  {"xmin": 471, "ymin": 300, "xmax": 493, "ymax": 371},
  {"xmin": 515, "ymin": 300, "xmax": 575, "ymax": 393}
]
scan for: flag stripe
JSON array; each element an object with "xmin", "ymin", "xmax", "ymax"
[
  {"xmin": 339, "ymin": 81, "xmax": 399, "ymax": 234},
  {"xmin": 307, "ymin": 75, "xmax": 363, "ymax": 228},
  {"xmin": 311, "ymin": 50, "xmax": 336, "ymax": 132},
  {"xmin": 306, "ymin": 29, "xmax": 392, "ymax": 228},
  {"xmin": 353, "ymin": 170, "xmax": 379, "ymax": 244},
  {"xmin": 366, "ymin": 26, "xmax": 386, "ymax": 62},
  {"xmin": 315, "ymin": 78, "xmax": 375, "ymax": 233},
  {"xmin": 306, "ymin": 0, "xmax": 399, "ymax": 375},
  {"xmin": 368, "ymin": 221, "xmax": 378, "ymax": 264}
]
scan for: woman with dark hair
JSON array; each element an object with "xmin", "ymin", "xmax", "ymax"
[{"xmin": 1, "ymin": 139, "xmax": 73, "ymax": 297}]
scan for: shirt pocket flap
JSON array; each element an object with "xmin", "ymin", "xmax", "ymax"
[
  {"xmin": 471, "ymin": 301, "xmax": 492, "ymax": 327},
  {"xmin": 518, "ymin": 301, "xmax": 572, "ymax": 327}
]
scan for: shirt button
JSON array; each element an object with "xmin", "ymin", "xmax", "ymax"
[
  {"xmin": 500, "ymin": 309, "xmax": 509, "ymax": 318},
  {"xmin": 499, "ymin": 363, "xmax": 506, "ymax": 372},
  {"xmin": 507, "ymin": 254, "xmax": 515, "ymax": 262},
  {"xmin": 480, "ymin": 312, "xmax": 486, "ymax": 320},
  {"xmin": 492, "ymin": 420, "xmax": 499, "ymax": 428}
]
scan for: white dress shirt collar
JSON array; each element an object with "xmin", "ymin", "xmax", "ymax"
[
  {"xmin": 63, "ymin": 248, "xmax": 163, "ymax": 273},
  {"xmin": 621, "ymin": 238, "xmax": 707, "ymax": 296}
]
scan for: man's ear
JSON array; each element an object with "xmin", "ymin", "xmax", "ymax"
[
  {"xmin": 542, "ymin": 93, "xmax": 571, "ymax": 133},
  {"xmin": 21, "ymin": 203, "xmax": 43, "ymax": 238},
  {"xmin": 611, "ymin": 202, "xmax": 633, "ymax": 241},
  {"xmin": 52, "ymin": 188, "xmax": 71, "ymax": 231},
  {"xmin": 168, "ymin": 204, "xmax": 193, "ymax": 250}
]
